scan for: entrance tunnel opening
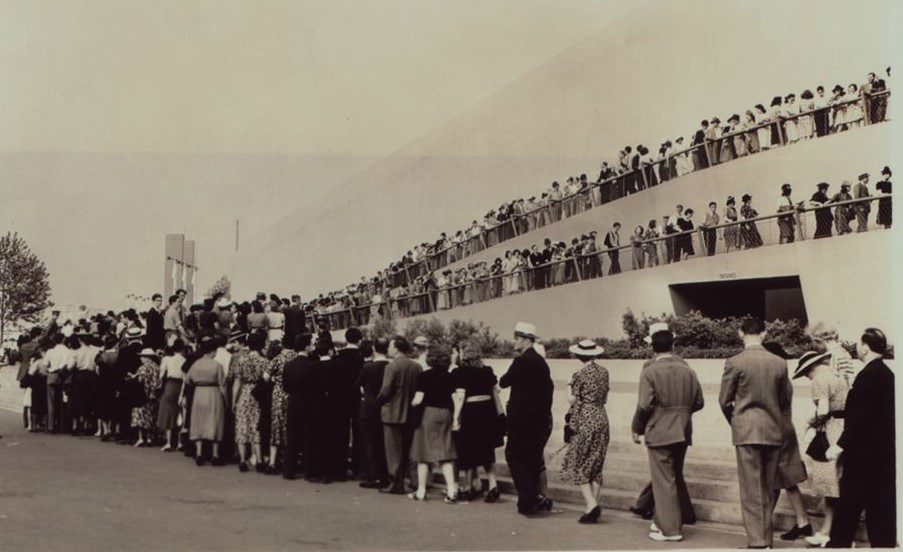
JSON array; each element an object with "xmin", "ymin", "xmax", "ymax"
[{"xmin": 669, "ymin": 276, "xmax": 807, "ymax": 324}]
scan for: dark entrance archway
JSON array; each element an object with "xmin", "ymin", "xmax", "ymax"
[{"xmin": 669, "ymin": 275, "xmax": 807, "ymax": 323}]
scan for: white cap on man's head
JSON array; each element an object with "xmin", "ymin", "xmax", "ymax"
[{"xmin": 514, "ymin": 322, "xmax": 538, "ymax": 340}]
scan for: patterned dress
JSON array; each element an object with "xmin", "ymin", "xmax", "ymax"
[
  {"xmin": 268, "ymin": 349, "xmax": 297, "ymax": 447},
  {"xmin": 805, "ymin": 367, "xmax": 848, "ymax": 497},
  {"xmin": 234, "ymin": 351, "xmax": 267, "ymax": 445},
  {"xmin": 561, "ymin": 361, "xmax": 610, "ymax": 485},
  {"xmin": 131, "ymin": 360, "xmax": 160, "ymax": 430}
]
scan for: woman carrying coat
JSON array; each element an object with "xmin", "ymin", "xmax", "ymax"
[{"xmin": 561, "ymin": 339, "xmax": 610, "ymax": 524}]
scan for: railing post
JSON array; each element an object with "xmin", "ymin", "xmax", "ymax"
[
  {"xmin": 509, "ymin": 218, "xmax": 520, "ymax": 237},
  {"xmin": 572, "ymin": 256, "xmax": 583, "ymax": 281}
]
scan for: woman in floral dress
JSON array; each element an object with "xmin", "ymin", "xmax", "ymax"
[
  {"xmin": 561, "ymin": 340, "xmax": 610, "ymax": 524},
  {"xmin": 233, "ymin": 332, "xmax": 269, "ymax": 472},
  {"xmin": 265, "ymin": 343, "xmax": 297, "ymax": 474},
  {"xmin": 130, "ymin": 349, "xmax": 160, "ymax": 447}
]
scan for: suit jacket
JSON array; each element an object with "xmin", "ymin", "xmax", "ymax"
[
  {"xmin": 144, "ymin": 308, "xmax": 165, "ymax": 350},
  {"xmin": 282, "ymin": 354, "xmax": 324, "ymax": 416},
  {"xmin": 838, "ymin": 358, "xmax": 895, "ymax": 464},
  {"xmin": 631, "ymin": 354, "xmax": 704, "ymax": 447},
  {"xmin": 499, "ymin": 346, "xmax": 553, "ymax": 427},
  {"xmin": 719, "ymin": 345, "xmax": 792, "ymax": 446},
  {"xmin": 378, "ymin": 356, "xmax": 422, "ymax": 424},
  {"xmin": 283, "ymin": 304, "xmax": 306, "ymax": 346},
  {"xmin": 333, "ymin": 347, "xmax": 365, "ymax": 415}
]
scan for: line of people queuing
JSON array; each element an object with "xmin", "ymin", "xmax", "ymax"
[
  {"xmin": 628, "ymin": 318, "xmax": 894, "ymax": 548},
  {"xmin": 300, "ymin": 69, "xmax": 891, "ymax": 318},
  {"xmin": 10, "ymin": 295, "xmax": 896, "ymax": 547},
  {"xmin": 310, "ymin": 167, "xmax": 891, "ymax": 331}
]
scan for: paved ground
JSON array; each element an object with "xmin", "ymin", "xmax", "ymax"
[{"xmin": 0, "ymin": 409, "xmax": 795, "ymax": 552}]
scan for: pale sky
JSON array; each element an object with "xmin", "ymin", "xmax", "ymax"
[{"xmin": 0, "ymin": 0, "xmax": 898, "ymax": 308}]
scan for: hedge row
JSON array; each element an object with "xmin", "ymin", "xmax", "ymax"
[{"xmin": 363, "ymin": 310, "xmax": 840, "ymax": 360}]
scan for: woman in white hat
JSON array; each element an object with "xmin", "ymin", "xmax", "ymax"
[
  {"xmin": 561, "ymin": 339, "xmax": 610, "ymax": 524},
  {"xmin": 792, "ymin": 350, "xmax": 849, "ymax": 547},
  {"xmin": 129, "ymin": 348, "xmax": 160, "ymax": 447}
]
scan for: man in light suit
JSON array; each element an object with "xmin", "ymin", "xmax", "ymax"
[
  {"xmin": 719, "ymin": 317, "xmax": 793, "ymax": 549},
  {"xmin": 632, "ymin": 323, "xmax": 704, "ymax": 542},
  {"xmin": 377, "ymin": 336, "xmax": 422, "ymax": 494}
]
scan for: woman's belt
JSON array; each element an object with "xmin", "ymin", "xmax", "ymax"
[
  {"xmin": 193, "ymin": 382, "xmax": 219, "ymax": 387},
  {"xmin": 465, "ymin": 395, "xmax": 492, "ymax": 403},
  {"xmin": 268, "ymin": 326, "xmax": 284, "ymax": 330},
  {"xmin": 828, "ymin": 410, "xmax": 845, "ymax": 419}
]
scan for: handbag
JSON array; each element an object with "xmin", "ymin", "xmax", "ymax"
[
  {"xmin": 153, "ymin": 376, "xmax": 167, "ymax": 400},
  {"xmin": 563, "ymin": 411, "xmax": 576, "ymax": 444},
  {"xmin": 805, "ymin": 431, "xmax": 830, "ymax": 462}
]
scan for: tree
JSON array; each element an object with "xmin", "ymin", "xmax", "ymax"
[
  {"xmin": 0, "ymin": 232, "xmax": 53, "ymax": 346},
  {"xmin": 206, "ymin": 275, "xmax": 231, "ymax": 299}
]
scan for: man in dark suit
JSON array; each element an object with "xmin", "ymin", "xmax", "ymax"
[
  {"xmin": 281, "ymin": 333, "xmax": 323, "ymax": 480},
  {"xmin": 283, "ymin": 295, "xmax": 306, "ymax": 349},
  {"xmin": 144, "ymin": 294, "xmax": 165, "ymax": 350},
  {"xmin": 357, "ymin": 338, "xmax": 391, "ymax": 488},
  {"xmin": 377, "ymin": 336, "xmax": 422, "ymax": 494},
  {"xmin": 829, "ymin": 327, "xmax": 896, "ymax": 548},
  {"xmin": 500, "ymin": 322, "xmax": 554, "ymax": 516},
  {"xmin": 719, "ymin": 317, "xmax": 793, "ymax": 549},
  {"xmin": 632, "ymin": 323, "xmax": 704, "ymax": 542},
  {"xmin": 329, "ymin": 327, "xmax": 365, "ymax": 480},
  {"xmin": 603, "ymin": 222, "xmax": 622, "ymax": 275}
]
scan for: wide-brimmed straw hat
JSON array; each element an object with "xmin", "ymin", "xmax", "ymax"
[
  {"xmin": 792, "ymin": 351, "xmax": 832, "ymax": 379},
  {"xmin": 137, "ymin": 348, "xmax": 160, "ymax": 361},
  {"xmin": 568, "ymin": 339, "xmax": 605, "ymax": 357}
]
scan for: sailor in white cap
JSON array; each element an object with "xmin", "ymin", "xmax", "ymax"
[{"xmin": 499, "ymin": 322, "xmax": 555, "ymax": 516}]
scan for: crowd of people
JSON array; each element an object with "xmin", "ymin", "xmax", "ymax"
[
  {"xmin": 10, "ymin": 306, "xmax": 895, "ymax": 547},
  {"xmin": 627, "ymin": 318, "xmax": 895, "ymax": 548},
  {"xmin": 304, "ymin": 69, "xmax": 891, "ymax": 316},
  {"xmin": 305, "ymin": 166, "xmax": 891, "ymax": 331}
]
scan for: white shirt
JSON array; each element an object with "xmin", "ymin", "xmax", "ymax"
[
  {"xmin": 45, "ymin": 344, "xmax": 74, "ymax": 373},
  {"xmin": 214, "ymin": 347, "xmax": 232, "ymax": 379},
  {"xmin": 160, "ymin": 353, "xmax": 186, "ymax": 380},
  {"xmin": 75, "ymin": 345, "xmax": 99, "ymax": 371}
]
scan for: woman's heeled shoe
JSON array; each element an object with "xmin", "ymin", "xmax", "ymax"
[
  {"xmin": 484, "ymin": 487, "xmax": 500, "ymax": 503},
  {"xmin": 238, "ymin": 462, "xmax": 249, "ymax": 473},
  {"xmin": 407, "ymin": 492, "xmax": 427, "ymax": 501},
  {"xmin": 578, "ymin": 505, "xmax": 601, "ymax": 524},
  {"xmin": 195, "ymin": 456, "xmax": 205, "ymax": 467}
]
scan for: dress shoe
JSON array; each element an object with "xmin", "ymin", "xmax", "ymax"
[
  {"xmin": 238, "ymin": 462, "xmax": 249, "ymax": 473},
  {"xmin": 379, "ymin": 486, "xmax": 407, "ymax": 495},
  {"xmin": 648, "ymin": 532, "xmax": 683, "ymax": 542},
  {"xmin": 539, "ymin": 496, "xmax": 553, "ymax": 511},
  {"xmin": 780, "ymin": 524, "xmax": 812, "ymax": 540},
  {"xmin": 484, "ymin": 487, "xmax": 500, "ymax": 503},
  {"xmin": 578, "ymin": 505, "xmax": 601, "ymax": 524},
  {"xmin": 358, "ymin": 480, "xmax": 382, "ymax": 489},
  {"xmin": 195, "ymin": 457, "xmax": 205, "ymax": 467},
  {"xmin": 804, "ymin": 533, "xmax": 829, "ymax": 548},
  {"xmin": 630, "ymin": 506, "xmax": 654, "ymax": 520},
  {"xmin": 211, "ymin": 457, "xmax": 224, "ymax": 466}
]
